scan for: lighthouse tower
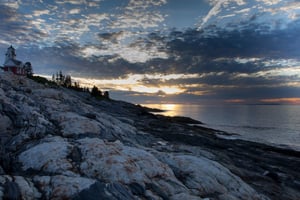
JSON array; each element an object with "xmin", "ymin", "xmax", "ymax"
[
  {"xmin": 3, "ymin": 45, "xmax": 25, "ymax": 75},
  {"xmin": 5, "ymin": 45, "xmax": 16, "ymax": 62}
]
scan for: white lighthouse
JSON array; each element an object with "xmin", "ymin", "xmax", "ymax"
[{"xmin": 3, "ymin": 45, "xmax": 25, "ymax": 75}]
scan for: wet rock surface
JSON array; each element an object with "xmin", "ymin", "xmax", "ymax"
[{"xmin": 0, "ymin": 73, "xmax": 299, "ymax": 199}]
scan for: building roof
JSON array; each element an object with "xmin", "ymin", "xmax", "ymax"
[
  {"xmin": 8, "ymin": 45, "xmax": 15, "ymax": 50},
  {"xmin": 4, "ymin": 59, "xmax": 22, "ymax": 67}
]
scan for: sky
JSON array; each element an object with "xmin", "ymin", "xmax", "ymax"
[{"xmin": 1, "ymin": 0, "xmax": 300, "ymax": 104}]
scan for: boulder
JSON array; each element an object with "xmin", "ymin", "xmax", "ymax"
[
  {"xmin": 18, "ymin": 136, "xmax": 73, "ymax": 174},
  {"xmin": 73, "ymin": 181, "xmax": 135, "ymax": 200},
  {"xmin": 156, "ymin": 154, "xmax": 268, "ymax": 200},
  {"xmin": 51, "ymin": 112, "xmax": 103, "ymax": 137},
  {"xmin": 14, "ymin": 176, "xmax": 41, "ymax": 200},
  {"xmin": 34, "ymin": 175, "xmax": 95, "ymax": 200},
  {"xmin": 3, "ymin": 179, "xmax": 21, "ymax": 200},
  {"xmin": 0, "ymin": 114, "xmax": 12, "ymax": 132},
  {"xmin": 78, "ymin": 138, "xmax": 188, "ymax": 197}
]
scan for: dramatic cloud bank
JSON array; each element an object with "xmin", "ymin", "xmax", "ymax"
[{"xmin": 0, "ymin": 0, "xmax": 300, "ymax": 104}]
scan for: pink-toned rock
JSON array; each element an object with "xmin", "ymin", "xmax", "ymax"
[
  {"xmin": 157, "ymin": 154, "xmax": 268, "ymax": 200},
  {"xmin": 78, "ymin": 138, "xmax": 188, "ymax": 197},
  {"xmin": 34, "ymin": 175, "xmax": 95, "ymax": 200}
]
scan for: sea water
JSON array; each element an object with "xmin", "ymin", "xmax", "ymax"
[{"xmin": 143, "ymin": 104, "xmax": 300, "ymax": 150}]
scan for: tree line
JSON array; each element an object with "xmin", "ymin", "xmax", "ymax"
[{"xmin": 52, "ymin": 71, "xmax": 110, "ymax": 99}]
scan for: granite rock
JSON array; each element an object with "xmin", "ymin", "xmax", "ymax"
[{"xmin": 1, "ymin": 73, "xmax": 296, "ymax": 200}]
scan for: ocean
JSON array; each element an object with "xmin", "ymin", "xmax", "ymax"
[{"xmin": 143, "ymin": 104, "xmax": 300, "ymax": 150}]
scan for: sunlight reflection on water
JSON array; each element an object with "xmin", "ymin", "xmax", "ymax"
[
  {"xmin": 143, "ymin": 104, "xmax": 203, "ymax": 117},
  {"xmin": 142, "ymin": 104, "xmax": 300, "ymax": 150}
]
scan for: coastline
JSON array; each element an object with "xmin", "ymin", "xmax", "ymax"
[
  {"xmin": 1, "ymin": 73, "xmax": 300, "ymax": 199},
  {"xmin": 97, "ymin": 100, "xmax": 300, "ymax": 199},
  {"xmin": 141, "ymin": 103, "xmax": 300, "ymax": 151},
  {"xmin": 128, "ymin": 104, "xmax": 300, "ymax": 199}
]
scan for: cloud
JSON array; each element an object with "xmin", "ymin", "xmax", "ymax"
[
  {"xmin": 113, "ymin": 24, "xmax": 300, "ymax": 102},
  {"xmin": 167, "ymin": 23, "xmax": 300, "ymax": 62},
  {"xmin": 260, "ymin": 98, "xmax": 300, "ymax": 104},
  {"xmin": 0, "ymin": 4, "xmax": 48, "ymax": 46},
  {"xmin": 55, "ymin": 0, "xmax": 87, "ymax": 5},
  {"xmin": 33, "ymin": 10, "xmax": 50, "ymax": 16},
  {"xmin": 263, "ymin": 1, "xmax": 300, "ymax": 20},
  {"xmin": 256, "ymin": 0, "xmax": 282, "ymax": 6},
  {"xmin": 109, "ymin": 0, "xmax": 167, "ymax": 30},
  {"xmin": 17, "ymin": 41, "xmax": 154, "ymax": 78},
  {"xmin": 126, "ymin": 0, "xmax": 167, "ymax": 9},
  {"xmin": 200, "ymin": 0, "xmax": 246, "ymax": 29},
  {"xmin": 60, "ymin": 73, "xmax": 187, "ymax": 96},
  {"xmin": 83, "ymin": 13, "xmax": 108, "ymax": 28},
  {"xmin": 81, "ymin": 30, "xmax": 169, "ymax": 63},
  {"xmin": 80, "ymin": 41, "xmax": 168, "ymax": 63},
  {"xmin": 69, "ymin": 8, "xmax": 81, "ymax": 14},
  {"xmin": 200, "ymin": 0, "xmax": 300, "ymax": 31},
  {"xmin": 98, "ymin": 31, "xmax": 127, "ymax": 43},
  {"xmin": 1, "ymin": 0, "xmax": 300, "ymax": 103},
  {"xmin": 110, "ymin": 11, "xmax": 166, "ymax": 29},
  {"xmin": 2, "ymin": 0, "xmax": 20, "ymax": 9},
  {"xmin": 0, "ymin": 1, "xmax": 108, "ymax": 49},
  {"xmin": 5, "ymin": 0, "xmax": 167, "ymax": 63},
  {"xmin": 22, "ymin": 20, "xmax": 300, "ymax": 103}
]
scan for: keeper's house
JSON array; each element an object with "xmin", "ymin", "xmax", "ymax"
[{"xmin": 2, "ymin": 45, "xmax": 26, "ymax": 75}]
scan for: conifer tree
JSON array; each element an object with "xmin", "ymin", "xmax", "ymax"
[
  {"xmin": 104, "ymin": 91, "xmax": 109, "ymax": 99},
  {"xmin": 64, "ymin": 75, "xmax": 72, "ymax": 87},
  {"xmin": 91, "ymin": 86, "xmax": 102, "ymax": 97},
  {"xmin": 24, "ymin": 62, "xmax": 33, "ymax": 77}
]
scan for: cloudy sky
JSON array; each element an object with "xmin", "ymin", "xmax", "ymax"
[{"xmin": 1, "ymin": 0, "xmax": 300, "ymax": 104}]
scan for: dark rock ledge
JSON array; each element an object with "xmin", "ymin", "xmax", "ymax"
[{"xmin": 0, "ymin": 73, "xmax": 299, "ymax": 200}]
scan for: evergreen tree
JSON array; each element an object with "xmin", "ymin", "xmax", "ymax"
[
  {"xmin": 56, "ymin": 72, "xmax": 59, "ymax": 82},
  {"xmin": 24, "ymin": 62, "xmax": 33, "ymax": 77},
  {"xmin": 104, "ymin": 91, "xmax": 110, "ymax": 99},
  {"xmin": 59, "ymin": 70, "xmax": 64, "ymax": 84},
  {"xmin": 74, "ymin": 81, "xmax": 80, "ymax": 89},
  {"xmin": 64, "ymin": 75, "xmax": 72, "ymax": 87},
  {"xmin": 91, "ymin": 86, "xmax": 102, "ymax": 97}
]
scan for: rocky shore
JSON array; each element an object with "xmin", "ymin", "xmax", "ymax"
[{"xmin": 0, "ymin": 73, "xmax": 300, "ymax": 200}]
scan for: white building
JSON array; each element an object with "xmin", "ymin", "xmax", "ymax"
[{"xmin": 3, "ymin": 45, "xmax": 25, "ymax": 75}]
